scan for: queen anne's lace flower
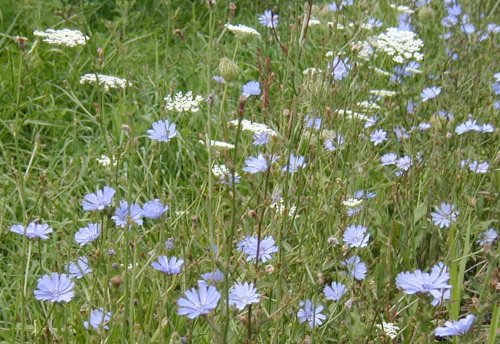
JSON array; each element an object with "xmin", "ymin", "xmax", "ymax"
[
  {"xmin": 374, "ymin": 28, "xmax": 424, "ymax": 63},
  {"xmin": 34, "ymin": 29, "xmax": 89, "ymax": 47},
  {"xmin": 225, "ymin": 23, "xmax": 261, "ymax": 37},
  {"xmin": 228, "ymin": 119, "xmax": 278, "ymax": 136},
  {"xmin": 164, "ymin": 91, "xmax": 204, "ymax": 113},
  {"xmin": 80, "ymin": 74, "xmax": 130, "ymax": 91},
  {"xmin": 376, "ymin": 322, "xmax": 400, "ymax": 339},
  {"xmin": 200, "ymin": 139, "xmax": 235, "ymax": 149}
]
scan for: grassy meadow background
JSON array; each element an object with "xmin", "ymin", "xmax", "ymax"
[{"xmin": 0, "ymin": 0, "xmax": 498, "ymax": 342}]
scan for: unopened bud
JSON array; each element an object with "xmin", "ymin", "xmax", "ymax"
[{"xmin": 219, "ymin": 57, "xmax": 240, "ymax": 81}]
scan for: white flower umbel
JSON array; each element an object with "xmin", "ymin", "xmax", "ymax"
[
  {"xmin": 228, "ymin": 119, "xmax": 278, "ymax": 136},
  {"xmin": 80, "ymin": 74, "xmax": 130, "ymax": 91},
  {"xmin": 224, "ymin": 24, "xmax": 261, "ymax": 37},
  {"xmin": 342, "ymin": 198, "xmax": 363, "ymax": 207},
  {"xmin": 212, "ymin": 164, "xmax": 230, "ymax": 178},
  {"xmin": 96, "ymin": 155, "xmax": 116, "ymax": 167},
  {"xmin": 357, "ymin": 101, "xmax": 381, "ymax": 110},
  {"xmin": 164, "ymin": 91, "xmax": 204, "ymax": 113},
  {"xmin": 199, "ymin": 140, "xmax": 235, "ymax": 150},
  {"xmin": 351, "ymin": 40, "xmax": 375, "ymax": 60},
  {"xmin": 374, "ymin": 28, "xmax": 424, "ymax": 63},
  {"xmin": 270, "ymin": 199, "xmax": 298, "ymax": 218},
  {"xmin": 370, "ymin": 89, "xmax": 397, "ymax": 97},
  {"xmin": 334, "ymin": 109, "xmax": 369, "ymax": 121},
  {"xmin": 34, "ymin": 29, "xmax": 89, "ymax": 47},
  {"xmin": 376, "ymin": 322, "xmax": 400, "ymax": 340},
  {"xmin": 389, "ymin": 4, "xmax": 414, "ymax": 14}
]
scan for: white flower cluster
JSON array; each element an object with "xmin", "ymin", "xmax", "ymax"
[
  {"xmin": 79, "ymin": 74, "xmax": 130, "ymax": 90},
  {"xmin": 200, "ymin": 139, "xmax": 235, "ymax": 150},
  {"xmin": 34, "ymin": 29, "xmax": 89, "ymax": 47},
  {"xmin": 342, "ymin": 198, "xmax": 363, "ymax": 207},
  {"xmin": 351, "ymin": 40, "xmax": 375, "ymax": 60},
  {"xmin": 211, "ymin": 164, "xmax": 240, "ymax": 184},
  {"xmin": 374, "ymin": 28, "xmax": 424, "ymax": 63},
  {"xmin": 370, "ymin": 89, "xmax": 397, "ymax": 97},
  {"xmin": 308, "ymin": 18, "xmax": 321, "ymax": 27},
  {"xmin": 164, "ymin": 91, "xmax": 204, "ymax": 113},
  {"xmin": 224, "ymin": 24, "xmax": 261, "ymax": 37},
  {"xmin": 96, "ymin": 155, "xmax": 116, "ymax": 167},
  {"xmin": 334, "ymin": 109, "xmax": 369, "ymax": 121},
  {"xmin": 375, "ymin": 322, "xmax": 400, "ymax": 339},
  {"xmin": 357, "ymin": 101, "xmax": 381, "ymax": 110},
  {"xmin": 302, "ymin": 67, "xmax": 323, "ymax": 75},
  {"xmin": 389, "ymin": 4, "xmax": 414, "ymax": 14},
  {"xmin": 228, "ymin": 119, "xmax": 278, "ymax": 136},
  {"xmin": 270, "ymin": 199, "xmax": 298, "ymax": 218},
  {"xmin": 212, "ymin": 164, "xmax": 230, "ymax": 177}
]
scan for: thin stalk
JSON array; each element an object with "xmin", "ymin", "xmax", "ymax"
[{"xmin": 222, "ymin": 114, "xmax": 243, "ymax": 342}]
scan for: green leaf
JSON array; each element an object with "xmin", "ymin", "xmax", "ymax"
[{"xmin": 414, "ymin": 203, "xmax": 427, "ymax": 225}]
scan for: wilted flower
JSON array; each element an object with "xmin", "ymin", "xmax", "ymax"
[
  {"xmin": 34, "ymin": 273, "xmax": 75, "ymax": 302},
  {"xmin": 177, "ymin": 285, "xmax": 221, "ymax": 319},
  {"xmin": 228, "ymin": 282, "xmax": 260, "ymax": 310},
  {"xmin": 84, "ymin": 308, "xmax": 112, "ymax": 331},
  {"xmin": 297, "ymin": 300, "xmax": 326, "ymax": 328},
  {"xmin": 11, "ymin": 222, "xmax": 53, "ymax": 240}
]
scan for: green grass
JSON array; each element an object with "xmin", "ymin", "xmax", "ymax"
[{"xmin": 0, "ymin": 0, "xmax": 498, "ymax": 343}]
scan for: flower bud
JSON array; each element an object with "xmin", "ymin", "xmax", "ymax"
[{"xmin": 219, "ymin": 57, "xmax": 240, "ymax": 81}]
